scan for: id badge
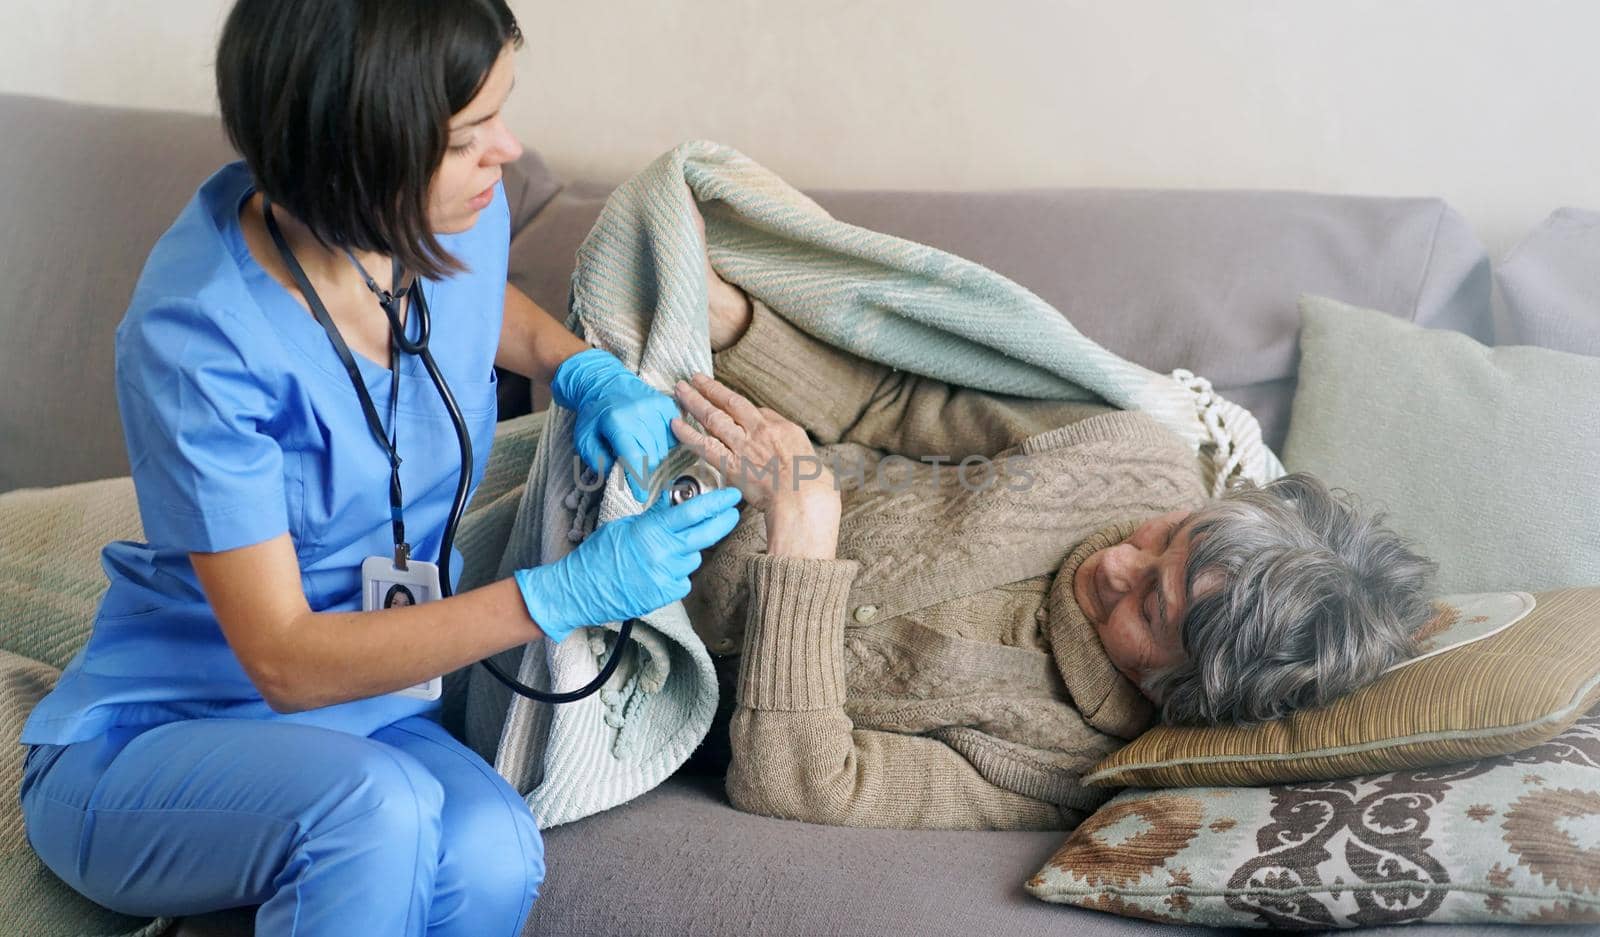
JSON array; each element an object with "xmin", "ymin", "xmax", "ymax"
[{"xmin": 361, "ymin": 555, "xmax": 443, "ymax": 700}]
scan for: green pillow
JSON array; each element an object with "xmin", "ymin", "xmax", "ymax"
[{"xmin": 1282, "ymin": 295, "xmax": 1600, "ymax": 593}]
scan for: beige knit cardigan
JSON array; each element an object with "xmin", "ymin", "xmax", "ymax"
[{"xmin": 686, "ymin": 302, "xmax": 1210, "ymax": 830}]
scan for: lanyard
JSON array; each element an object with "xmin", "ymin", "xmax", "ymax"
[
  {"xmin": 255, "ymin": 201, "xmax": 647, "ymax": 706},
  {"xmin": 261, "ymin": 195, "xmax": 414, "ymax": 569}
]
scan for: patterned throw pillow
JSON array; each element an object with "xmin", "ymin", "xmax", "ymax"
[{"xmin": 1028, "ymin": 709, "xmax": 1600, "ymax": 928}]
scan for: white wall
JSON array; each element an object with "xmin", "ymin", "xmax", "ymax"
[{"xmin": 4, "ymin": 0, "xmax": 1596, "ymax": 259}]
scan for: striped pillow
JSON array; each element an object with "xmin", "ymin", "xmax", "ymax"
[{"xmin": 1085, "ymin": 588, "xmax": 1600, "ymax": 788}]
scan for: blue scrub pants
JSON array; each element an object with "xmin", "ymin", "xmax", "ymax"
[{"xmin": 18, "ymin": 713, "xmax": 544, "ymax": 936}]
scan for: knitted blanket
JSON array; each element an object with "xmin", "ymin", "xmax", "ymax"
[{"xmin": 462, "ymin": 140, "xmax": 1285, "ymax": 828}]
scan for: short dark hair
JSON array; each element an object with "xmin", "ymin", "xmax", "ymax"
[{"xmin": 217, "ymin": 0, "xmax": 523, "ymax": 280}]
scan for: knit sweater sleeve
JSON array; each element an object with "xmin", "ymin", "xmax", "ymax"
[
  {"xmin": 724, "ymin": 554, "xmax": 1072, "ymax": 831},
  {"xmin": 711, "ymin": 300, "xmax": 1113, "ymax": 459}
]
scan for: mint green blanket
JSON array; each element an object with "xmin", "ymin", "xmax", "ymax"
[{"xmin": 463, "ymin": 141, "xmax": 1284, "ymax": 828}]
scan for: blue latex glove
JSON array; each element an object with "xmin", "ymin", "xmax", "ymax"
[
  {"xmin": 551, "ymin": 348, "xmax": 680, "ymax": 502},
  {"xmin": 512, "ymin": 486, "xmax": 743, "ymax": 644}
]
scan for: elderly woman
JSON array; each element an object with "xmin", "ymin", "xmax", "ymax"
[{"xmin": 665, "ymin": 267, "xmax": 1438, "ymax": 832}]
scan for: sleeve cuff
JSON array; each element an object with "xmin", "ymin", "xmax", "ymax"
[{"xmin": 737, "ymin": 553, "xmax": 862, "ymax": 712}]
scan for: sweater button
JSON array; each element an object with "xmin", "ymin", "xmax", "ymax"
[{"xmin": 853, "ymin": 604, "xmax": 878, "ymax": 623}]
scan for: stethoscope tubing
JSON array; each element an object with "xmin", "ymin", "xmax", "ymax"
[
  {"xmin": 259, "ymin": 193, "xmax": 627, "ymax": 705},
  {"xmin": 414, "ymin": 286, "xmax": 636, "ymax": 704}
]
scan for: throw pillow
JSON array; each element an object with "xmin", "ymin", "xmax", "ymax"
[
  {"xmin": 1085, "ymin": 588, "xmax": 1600, "ymax": 788},
  {"xmin": 1029, "ymin": 708, "xmax": 1600, "ymax": 928},
  {"xmin": 1, "ymin": 651, "xmax": 172, "ymax": 937},
  {"xmin": 1281, "ymin": 293, "xmax": 1600, "ymax": 593},
  {"xmin": 0, "ymin": 476, "xmax": 141, "ymax": 671}
]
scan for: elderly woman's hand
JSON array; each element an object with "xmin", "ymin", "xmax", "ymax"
[
  {"xmin": 670, "ymin": 373, "xmax": 833, "ymax": 511},
  {"xmin": 671, "ymin": 373, "xmax": 841, "ymax": 559}
]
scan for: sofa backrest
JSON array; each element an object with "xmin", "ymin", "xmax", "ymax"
[
  {"xmin": 0, "ymin": 93, "xmax": 559, "ymax": 493},
  {"xmin": 514, "ymin": 183, "xmax": 1492, "ymax": 449},
  {"xmin": 0, "ymin": 92, "xmax": 1493, "ymax": 493},
  {"xmin": 1, "ymin": 94, "xmax": 239, "ymax": 494}
]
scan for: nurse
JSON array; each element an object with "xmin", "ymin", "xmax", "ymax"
[{"xmin": 16, "ymin": 1, "xmax": 743, "ymax": 934}]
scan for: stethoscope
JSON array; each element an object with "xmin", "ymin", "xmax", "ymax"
[{"xmin": 262, "ymin": 195, "xmax": 631, "ymax": 704}]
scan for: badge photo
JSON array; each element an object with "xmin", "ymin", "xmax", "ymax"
[{"xmin": 361, "ymin": 555, "xmax": 444, "ymax": 700}]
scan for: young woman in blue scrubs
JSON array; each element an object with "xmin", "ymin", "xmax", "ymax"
[{"xmin": 16, "ymin": 1, "xmax": 744, "ymax": 934}]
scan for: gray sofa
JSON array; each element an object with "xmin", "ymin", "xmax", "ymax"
[{"xmin": 2, "ymin": 92, "xmax": 1581, "ymax": 937}]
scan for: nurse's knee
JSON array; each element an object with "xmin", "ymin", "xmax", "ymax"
[
  {"xmin": 317, "ymin": 746, "xmax": 446, "ymax": 848},
  {"xmin": 491, "ymin": 821, "xmax": 545, "ymax": 914},
  {"xmin": 518, "ymin": 815, "xmax": 545, "ymax": 907},
  {"xmin": 452, "ymin": 797, "xmax": 545, "ymax": 911}
]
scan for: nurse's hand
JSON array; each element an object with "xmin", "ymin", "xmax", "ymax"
[
  {"xmin": 512, "ymin": 486, "xmax": 744, "ymax": 642},
  {"xmin": 551, "ymin": 348, "xmax": 679, "ymax": 502}
]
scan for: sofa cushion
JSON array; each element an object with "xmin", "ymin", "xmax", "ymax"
[
  {"xmin": 165, "ymin": 771, "xmax": 1245, "ymax": 937},
  {"xmin": 1495, "ymin": 207, "xmax": 1600, "ymax": 355},
  {"xmin": 0, "ymin": 476, "xmax": 158, "ymax": 937},
  {"xmin": 1030, "ymin": 707, "xmax": 1600, "ymax": 929},
  {"xmin": 0, "ymin": 93, "xmax": 560, "ymax": 494},
  {"xmin": 527, "ymin": 771, "xmax": 1238, "ymax": 937},
  {"xmin": 1084, "ymin": 588, "xmax": 1600, "ymax": 789},
  {"xmin": 0, "ymin": 475, "xmax": 142, "ymax": 670},
  {"xmin": 1282, "ymin": 294, "xmax": 1600, "ymax": 593}
]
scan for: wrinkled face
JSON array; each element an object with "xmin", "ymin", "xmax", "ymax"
[
  {"xmin": 1073, "ymin": 510, "xmax": 1216, "ymax": 698},
  {"xmin": 428, "ymin": 45, "xmax": 524, "ymax": 234}
]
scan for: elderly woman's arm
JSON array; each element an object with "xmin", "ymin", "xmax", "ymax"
[
  {"xmin": 724, "ymin": 551, "xmax": 1079, "ymax": 831},
  {"xmin": 710, "ymin": 295, "xmax": 1111, "ymax": 460}
]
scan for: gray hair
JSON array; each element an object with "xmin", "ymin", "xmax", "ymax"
[{"xmin": 1143, "ymin": 472, "xmax": 1438, "ymax": 727}]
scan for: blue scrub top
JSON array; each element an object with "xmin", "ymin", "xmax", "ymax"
[{"xmin": 21, "ymin": 161, "xmax": 509, "ymax": 746}]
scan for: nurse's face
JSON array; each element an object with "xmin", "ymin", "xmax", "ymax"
[{"xmin": 428, "ymin": 45, "xmax": 524, "ymax": 235}]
